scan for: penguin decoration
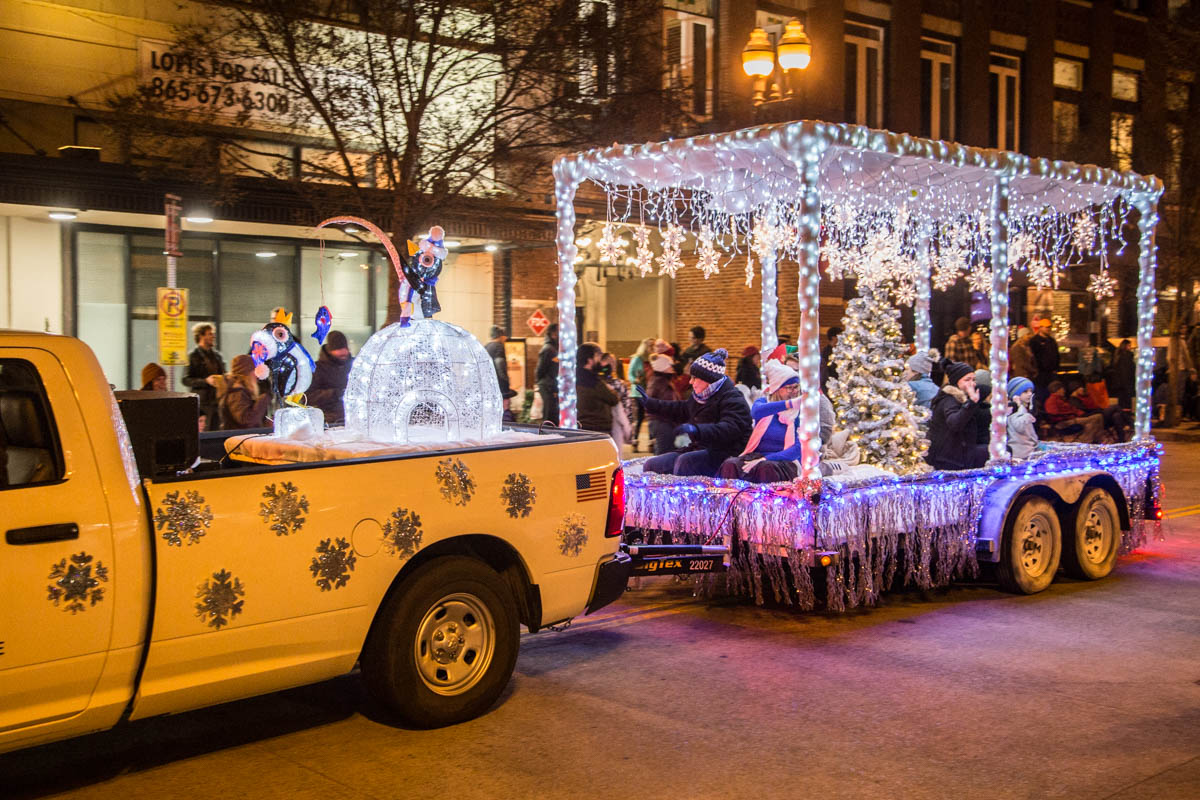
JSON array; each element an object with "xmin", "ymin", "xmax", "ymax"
[
  {"xmin": 249, "ymin": 322, "xmax": 315, "ymax": 399},
  {"xmin": 400, "ymin": 225, "xmax": 447, "ymax": 324}
]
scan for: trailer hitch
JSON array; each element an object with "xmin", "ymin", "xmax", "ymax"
[{"xmin": 620, "ymin": 543, "xmax": 731, "ymax": 576}]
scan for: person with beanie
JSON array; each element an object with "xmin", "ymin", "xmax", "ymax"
[
  {"xmin": 576, "ymin": 342, "xmax": 619, "ymax": 434},
  {"xmin": 307, "ymin": 330, "xmax": 353, "ymax": 425},
  {"xmin": 1007, "ymin": 376, "xmax": 1039, "ymax": 459},
  {"xmin": 906, "ymin": 349, "xmax": 939, "ymax": 407},
  {"xmin": 140, "ymin": 362, "xmax": 167, "ymax": 391},
  {"xmin": 973, "ymin": 368, "xmax": 993, "ymax": 445},
  {"xmin": 718, "ymin": 359, "xmax": 808, "ymax": 483},
  {"xmin": 926, "ymin": 359, "xmax": 988, "ymax": 470},
  {"xmin": 214, "ymin": 354, "xmax": 271, "ymax": 430},
  {"xmin": 645, "ymin": 353, "xmax": 680, "ymax": 454},
  {"xmin": 636, "ymin": 348, "xmax": 752, "ymax": 477}
]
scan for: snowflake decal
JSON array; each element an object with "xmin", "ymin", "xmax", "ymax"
[
  {"xmin": 435, "ymin": 457, "xmax": 476, "ymax": 506},
  {"xmin": 259, "ymin": 481, "xmax": 309, "ymax": 536},
  {"xmin": 195, "ymin": 569, "xmax": 245, "ymax": 630},
  {"xmin": 154, "ymin": 490, "xmax": 213, "ymax": 547},
  {"xmin": 556, "ymin": 513, "xmax": 588, "ymax": 557},
  {"xmin": 47, "ymin": 552, "xmax": 108, "ymax": 613},
  {"xmin": 500, "ymin": 473, "xmax": 537, "ymax": 518},
  {"xmin": 633, "ymin": 227, "xmax": 653, "ymax": 276},
  {"xmin": 310, "ymin": 537, "xmax": 356, "ymax": 591},
  {"xmin": 382, "ymin": 506, "xmax": 424, "ymax": 558}
]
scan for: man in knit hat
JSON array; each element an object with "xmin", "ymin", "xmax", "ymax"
[
  {"xmin": 926, "ymin": 359, "xmax": 988, "ymax": 470},
  {"xmin": 308, "ymin": 330, "xmax": 354, "ymax": 425},
  {"xmin": 635, "ymin": 347, "xmax": 752, "ymax": 477}
]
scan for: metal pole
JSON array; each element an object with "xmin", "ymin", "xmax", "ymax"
[
  {"xmin": 164, "ymin": 194, "xmax": 182, "ymax": 390},
  {"xmin": 552, "ymin": 158, "xmax": 583, "ymax": 428},
  {"xmin": 1134, "ymin": 189, "xmax": 1161, "ymax": 441},
  {"xmin": 987, "ymin": 174, "xmax": 1012, "ymax": 464}
]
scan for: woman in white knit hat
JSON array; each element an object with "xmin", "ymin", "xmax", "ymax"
[{"xmin": 718, "ymin": 359, "xmax": 822, "ymax": 483}]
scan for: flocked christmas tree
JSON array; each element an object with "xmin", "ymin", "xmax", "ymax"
[{"xmin": 827, "ymin": 286, "xmax": 930, "ymax": 474}]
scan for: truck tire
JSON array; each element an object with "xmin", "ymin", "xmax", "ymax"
[
  {"xmin": 1062, "ymin": 488, "xmax": 1120, "ymax": 581},
  {"xmin": 362, "ymin": 555, "xmax": 519, "ymax": 728},
  {"xmin": 997, "ymin": 494, "xmax": 1062, "ymax": 595}
]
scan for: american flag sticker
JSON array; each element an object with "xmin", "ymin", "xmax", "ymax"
[{"xmin": 575, "ymin": 470, "xmax": 608, "ymax": 502}]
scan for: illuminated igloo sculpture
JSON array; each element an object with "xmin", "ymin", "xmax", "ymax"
[{"xmin": 343, "ymin": 318, "xmax": 503, "ymax": 444}]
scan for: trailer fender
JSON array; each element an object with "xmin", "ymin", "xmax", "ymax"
[{"xmin": 975, "ymin": 471, "xmax": 1114, "ymax": 562}]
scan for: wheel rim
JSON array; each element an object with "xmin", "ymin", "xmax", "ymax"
[
  {"xmin": 413, "ymin": 592, "xmax": 496, "ymax": 697},
  {"xmin": 1019, "ymin": 511, "xmax": 1056, "ymax": 578},
  {"xmin": 1081, "ymin": 498, "xmax": 1116, "ymax": 566}
]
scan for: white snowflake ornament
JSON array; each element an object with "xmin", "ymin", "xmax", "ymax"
[
  {"xmin": 696, "ymin": 228, "xmax": 720, "ymax": 278},
  {"xmin": 597, "ymin": 223, "xmax": 623, "ymax": 264},
  {"xmin": 1088, "ymin": 270, "xmax": 1117, "ymax": 300},
  {"xmin": 633, "ymin": 227, "xmax": 653, "ymax": 276}
]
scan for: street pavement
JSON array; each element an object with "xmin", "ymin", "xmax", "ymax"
[{"xmin": 5, "ymin": 446, "xmax": 1200, "ymax": 800}]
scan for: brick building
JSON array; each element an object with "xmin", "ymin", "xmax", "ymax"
[
  {"xmin": 527, "ymin": 0, "xmax": 1172, "ymax": 378},
  {"xmin": 0, "ymin": 0, "xmax": 1176, "ymax": 394}
]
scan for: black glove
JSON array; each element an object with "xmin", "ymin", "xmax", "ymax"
[
  {"xmin": 632, "ymin": 385, "xmax": 648, "ymax": 403},
  {"xmin": 674, "ymin": 423, "xmax": 698, "ymax": 437}
]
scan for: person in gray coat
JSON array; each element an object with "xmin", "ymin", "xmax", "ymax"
[{"xmin": 1007, "ymin": 376, "xmax": 1039, "ymax": 459}]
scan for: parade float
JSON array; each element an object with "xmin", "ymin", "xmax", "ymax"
[{"xmin": 551, "ymin": 121, "xmax": 1164, "ymax": 609}]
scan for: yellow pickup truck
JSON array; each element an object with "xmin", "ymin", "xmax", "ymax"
[{"xmin": 0, "ymin": 331, "xmax": 629, "ymax": 753}]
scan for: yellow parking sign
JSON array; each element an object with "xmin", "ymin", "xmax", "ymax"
[{"xmin": 157, "ymin": 287, "xmax": 189, "ymax": 366}]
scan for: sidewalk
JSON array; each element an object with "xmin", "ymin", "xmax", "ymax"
[{"xmin": 1151, "ymin": 422, "xmax": 1200, "ymax": 443}]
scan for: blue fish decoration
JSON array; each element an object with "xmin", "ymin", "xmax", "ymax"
[{"xmin": 311, "ymin": 305, "xmax": 332, "ymax": 345}]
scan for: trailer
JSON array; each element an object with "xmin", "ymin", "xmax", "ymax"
[{"xmin": 550, "ymin": 120, "xmax": 1164, "ymax": 608}]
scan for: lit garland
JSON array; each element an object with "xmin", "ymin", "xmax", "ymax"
[
  {"xmin": 551, "ymin": 120, "xmax": 1161, "ymax": 436},
  {"xmin": 623, "ymin": 441, "xmax": 1161, "ymax": 609}
]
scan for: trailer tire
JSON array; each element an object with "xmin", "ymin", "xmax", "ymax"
[
  {"xmin": 998, "ymin": 494, "xmax": 1062, "ymax": 595},
  {"xmin": 362, "ymin": 555, "xmax": 519, "ymax": 728},
  {"xmin": 1062, "ymin": 488, "xmax": 1120, "ymax": 581}
]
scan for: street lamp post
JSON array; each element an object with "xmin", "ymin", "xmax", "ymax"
[{"xmin": 742, "ymin": 19, "xmax": 812, "ymax": 107}]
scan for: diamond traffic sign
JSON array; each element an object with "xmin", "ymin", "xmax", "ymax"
[{"xmin": 526, "ymin": 308, "xmax": 551, "ymax": 336}]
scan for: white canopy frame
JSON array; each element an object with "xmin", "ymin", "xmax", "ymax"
[{"xmin": 552, "ymin": 120, "xmax": 1163, "ymax": 480}]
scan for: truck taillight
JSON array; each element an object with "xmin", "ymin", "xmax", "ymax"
[{"xmin": 605, "ymin": 467, "xmax": 625, "ymax": 537}]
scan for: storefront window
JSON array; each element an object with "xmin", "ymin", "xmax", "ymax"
[
  {"xmin": 219, "ymin": 240, "xmax": 297, "ymax": 359},
  {"xmin": 130, "ymin": 235, "xmax": 214, "ymax": 391},
  {"xmin": 301, "ymin": 246, "xmax": 373, "ymax": 356},
  {"xmin": 76, "ymin": 231, "xmax": 128, "ymax": 388}
]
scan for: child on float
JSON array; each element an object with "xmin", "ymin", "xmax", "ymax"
[
  {"xmin": 636, "ymin": 348, "xmax": 752, "ymax": 477},
  {"xmin": 1007, "ymin": 376, "xmax": 1039, "ymax": 459}
]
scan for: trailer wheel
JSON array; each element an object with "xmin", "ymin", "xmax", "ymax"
[
  {"xmin": 998, "ymin": 494, "xmax": 1062, "ymax": 595},
  {"xmin": 1062, "ymin": 488, "xmax": 1120, "ymax": 580},
  {"xmin": 362, "ymin": 556, "xmax": 519, "ymax": 728}
]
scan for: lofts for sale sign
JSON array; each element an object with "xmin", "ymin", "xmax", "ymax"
[{"xmin": 137, "ymin": 39, "xmax": 295, "ymax": 125}]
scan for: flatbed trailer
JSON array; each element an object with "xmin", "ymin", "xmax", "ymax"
[{"xmin": 622, "ymin": 442, "xmax": 1161, "ymax": 609}]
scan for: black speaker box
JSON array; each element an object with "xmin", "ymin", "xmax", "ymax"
[{"xmin": 114, "ymin": 391, "xmax": 199, "ymax": 477}]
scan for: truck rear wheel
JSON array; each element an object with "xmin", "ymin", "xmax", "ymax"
[
  {"xmin": 998, "ymin": 494, "xmax": 1062, "ymax": 595},
  {"xmin": 362, "ymin": 555, "xmax": 519, "ymax": 728},
  {"xmin": 1062, "ymin": 488, "xmax": 1120, "ymax": 580}
]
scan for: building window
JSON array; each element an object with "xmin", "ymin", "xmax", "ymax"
[
  {"xmin": 1166, "ymin": 122, "xmax": 1183, "ymax": 202},
  {"xmin": 1112, "ymin": 69, "xmax": 1140, "ymax": 103},
  {"xmin": 1053, "ymin": 101, "xmax": 1079, "ymax": 159},
  {"xmin": 1111, "ymin": 112, "xmax": 1135, "ymax": 172},
  {"xmin": 1053, "ymin": 58, "xmax": 1084, "ymax": 91},
  {"xmin": 920, "ymin": 38, "xmax": 955, "ymax": 140},
  {"xmin": 1167, "ymin": 80, "xmax": 1190, "ymax": 113},
  {"xmin": 580, "ymin": 0, "xmax": 617, "ymax": 100},
  {"xmin": 989, "ymin": 53, "xmax": 1020, "ymax": 151},
  {"xmin": 664, "ymin": 9, "xmax": 714, "ymax": 118},
  {"xmin": 1114, "ymin": 0, "xmax": 1143, "ymax": 12},
  {"xmin": 845, "ymin": 22, "xmax": 884, "ymax": 128}
]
